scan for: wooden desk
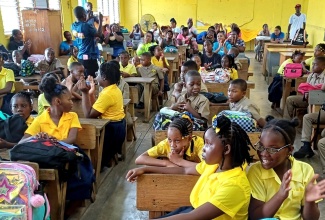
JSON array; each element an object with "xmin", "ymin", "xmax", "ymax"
[
  {"xmin": 281, "ymin": 76, "xmax": 307, "ymax": 111},
  {"xmin": 15, "ymin": 75, "xmax": 41, "ymax": 81},
  {"xmin": 166, "ymin": 56, "xmax": 176, "ymax": 84},
  {"xmin": 279, "ymin": 52, "xmax": 314, "ymax": 65},
  {"xmin": 122, "ymin": 99, "xmax": 131, "ymax": 159},
  {"xmin": 205, "ymin": 81, "xmax": 255, "ymax": 98},
  {"xmin": 79, "ymin": 118, "xmax": 110, "ymax": 187},
  {"xmin": 262, "ymin": 43, "xmax": 312, "ymax": 76},
  {"xmin": 124, "ymin": 77, "xmax": 155, "ymax": 122}
]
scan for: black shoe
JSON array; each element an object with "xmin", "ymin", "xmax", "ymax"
[
  {"xmin": 293, "ymin": 146, "xmax": 315, "ymax": 159},
  {"xmin": 135, "ymin": 102, "xmax": 144, "ymax": 109}
]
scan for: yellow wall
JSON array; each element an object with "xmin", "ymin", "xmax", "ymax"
[
  {"xmin": 120, "ymin": 0, "xmax": 308, "ymax": 34},
  {"xmin": 306, "ymin": 0, "xmax": 325, "ymax": 46},
  {"xmin": 0, "ymin": 10, "xmax": 6, "ymax": 45}
]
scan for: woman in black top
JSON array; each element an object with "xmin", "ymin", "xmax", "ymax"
[
  {"xmin": 8, "ymin": 29, "xmax": 31, "ymax": 60},
  {"xmin": 104, "ymin": 24, "xmax": 125, "ymax": 58},
  {"xmin": 201, "ymin": 39, "xmax": 221, "ymax": 71}
]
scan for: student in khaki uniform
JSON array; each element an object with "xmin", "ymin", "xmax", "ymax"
[
  {"xmin": 135, "ymin": 52, "xmax": 164, "ymax": 109},
  {"xmin": 317, "ymin": 129, "xmax": 325, "ymax": 173},
  {"xmin": 35, "ymin": 48, "xmax": 65, "ymax": 78},
  {"xmin": 284, "ymin": 57, "xmax": 325, "ymax": 120},
  {"xmin": 119, "ymin": 51, "xmax": 137, "ymax": 78},
  {"xmin": 171, "ymin": 70, "xmax": 210, "ymax": 121},
  {"xmin": 172, "ymin": 60, "xmax": 208, "ymax": 102},
  {"xmin": 228, "ymin": 79, "xmax": 266, "ymax": 128},
  {"xmin": 135, "ymin": 118, "xmax": 204, "ymax": 167}
]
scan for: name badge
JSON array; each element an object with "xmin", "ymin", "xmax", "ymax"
[{"xmin": 83, "ymin": 54, "xmax": 89, "ymax": 60}]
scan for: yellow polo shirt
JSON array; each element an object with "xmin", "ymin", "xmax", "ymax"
[
  {"xmin": 67, "ymin": 56, "xmax": 78, "ymax": 70},
  {"xmin": 247, "ymin": 156, "xmax": 317, "ymax": 220},
  {"xmin": 151, "ymin": 56, "xmax": 169, "ymax": 68},
  {"xmin": 304, "ymin": 56, "xmax": 314, "ymax": 67},
  {"xmin": 190, "ymin": 161, "xmax": 251, "ymax": 220},
  {"xmin": 147, "ymin": 136, "xmax": 204, "ymax": 162},
  {"xmin": 119, "ymin": 63, "xmax": 137, "ymax": 76},
  {"xmin": 37, "ymin": 93, "xmax": 50, "ymax": 115},
  {"xmin": 0, "ymin": 67, "xmax": 15, "ymax": 93},
  {"xmin": 277, "ymin": 58, "xmax": 293, "ymax": 75},
  {"xmin": 26, "ymin": 116, "xmax": 34, "ymax": 127},
  {"xmin": 25, "ymin": 109, "xmax": 81, "ymax": 140},
  {"xmin": 92, "ymin": 84, "xmax": 125, "ymax": 121}
]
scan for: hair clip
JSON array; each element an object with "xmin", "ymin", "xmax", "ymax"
[
  {"xmin": 54, "ymin": 84, "xmax": 62, "ymax": 94},
  {"xmin": 212, "ymin": 115, "xmax": 221, "ymax": 133}
]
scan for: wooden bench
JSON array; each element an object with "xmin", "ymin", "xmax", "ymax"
[
  {"xmin": 205, "ymin": 81, "xmax": 255, "ymax": 98},
  {"xmin": 154, "ymin": 130, "xmax": 260, "ymax": 161}
]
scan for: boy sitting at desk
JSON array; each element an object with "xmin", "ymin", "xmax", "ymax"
[
  {"xmin": 284, "ymin": 57, "xmax": 325, "ymax": 120},
  {"xmin": 135, "ymin": 52, "xmax": 164, "ymax": 109},
  {"xmin": 35, "ymin": 48, "xmax": 65, "ymax": 79},
  {"xmin": 119, "ymin": 51, "xmax": 137, "ymax": 78},
  {"xmin": 0, "ymin": 53, "xmax": 15, "ymax": 115},
  {"xmin": 228, "ymin": 79, "xmax": 266, "ymax": 128}
]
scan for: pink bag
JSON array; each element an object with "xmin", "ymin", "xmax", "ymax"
[
  {"xmin": 297, "ymin": 83, "xmax": 322, "ymax": 95},
  {"xmin": 284, "ymin": 63, "xmax": 303, "ymax": 78}
]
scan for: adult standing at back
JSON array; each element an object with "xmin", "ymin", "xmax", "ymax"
[
  {"xmin": 71, "ymin": 6, "xmax": 103, "ymax": 78},
  {"xmin": 287, "ymin": 4, "xmax": 306, "ymax": 40}
]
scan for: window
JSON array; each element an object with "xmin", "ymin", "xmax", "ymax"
[
  {"xmin": 0, "ymin": 0, "xmax": 60, "ymax": 35},
  {"xmin": 97, "ymin": 0, "xmax": 120, "ymax": 24}
]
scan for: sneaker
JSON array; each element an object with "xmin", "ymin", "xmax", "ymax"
[
  {"xmin": 135, "ymin": 102, "xmax": 144, "ymax": 109},
  {"xmin": 293, "ymin": 146, "xmax": 315, "ymax": 159}
]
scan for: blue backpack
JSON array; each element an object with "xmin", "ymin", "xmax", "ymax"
[{"xmin": 217, "ymin": 110, "xmax": 257, "ymax": 132}]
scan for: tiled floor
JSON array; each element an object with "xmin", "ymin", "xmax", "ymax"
[{"xmin": 78, "ymin": 52, "xmax": 325, "ymax": 219}]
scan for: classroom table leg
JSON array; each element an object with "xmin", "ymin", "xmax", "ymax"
[
  {"xmin": 143, "ymin": 83, "xmax": 153, "ymax": 123},
  {"xmin": 46, "ymin": 172, "xmax": 62, "ymax": 220},
  {"xmin": 167, "ymin": 60, "xmax": 173, "ymax": 85},
  {"xmin": 90, "ymin": 127, "xmax": 105, "ymax": 190},
  {"xmin": 281, "ymin": 78, "xmax": 292, "ymax": 112}
]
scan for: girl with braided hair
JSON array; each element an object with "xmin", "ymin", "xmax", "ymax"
[
  {"xmin": 127, "ymin": 115, "xmax": 252, "ymax": 219},
  {"xmin": 77, "ymin": 61, "xmax": 126, "ymax": 167},
  {"xmin": 136, "ymin": 117, "xmax": 204, "ymax": 167},
  {"xmin": 302, "ymin": 43, "xmax": 325, "ymax": 74},
  {"xmin": 248, "ymin": 117, "xmax": 325, "ymax": 220}
]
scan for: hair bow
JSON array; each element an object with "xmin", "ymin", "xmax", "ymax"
[
  {"xmin": 212, "ymin": 115, "xmax": 220, "ymax": 133},
  {"xmin": 54, "ymin": 84, "xmax": 62, "ymax": 94}
]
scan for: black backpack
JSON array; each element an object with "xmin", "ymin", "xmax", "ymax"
[
  {"xmin": 0, "ymin": 114, "xmax": 27, "ymax": 143},
  {"xmin": 268, "ymin": 75, "xmax": 283, "ymax": 103},
  {"xmin": 200, "ymin": 92, "xmax": 228, "ymax": 103}
]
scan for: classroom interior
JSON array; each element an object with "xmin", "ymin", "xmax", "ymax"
[{"xmin": 0, "ymin": 0, "xmax": 325, "ymax": 219}]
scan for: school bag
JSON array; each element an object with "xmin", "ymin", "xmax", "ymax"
[
  {"xmin": 0, "ymin": 114, "xmax": 27, "ymax": 143},
  {"xmin": 284, "ymin": 63, "xmax": 303, "ymax": 78},
  {"xmin": 200, "ymin": 92, "xmax": 228, "ymax": 103},
  {"xmin": 20, "ymin": 59, "xmax": 35, "ymax": 77},
  {"xmin": 214, "ymin": 68, "xmax": 231, "ymax": 83},
  {"xmin": 3, "ymin": 62, "xmax": 21, "ymax": 77},
  {"xmin": 297, "ymin": 83, "xmax": 323, "ymax": 95},
  {"xmin": 153, "ymin": 110, "xmax": 207, "ymax": 131},
  {"xmin": 0, "ymin": 162, "xmax": 50, "ymax": 220},
  {"xmin": 10, "ymin": 138, "xmax": 81, "ymax": 169},
  {"xmin": 217, "ymin": 110, "xmax": 257, "ymax": 132},
  {"xmin": 164, "ymin": 45, "xmax": 178, "ymax": 53},
  {"xmin": 268, "ymin": 75, "xmax": 283, "ymax": 103},
  {"xmin": 291, "ymin": 28, "xmax": 307, "ymax": 46},
  {"xmin": 0, "ymin": 110, "xmax": 10, "ymax": 120}
]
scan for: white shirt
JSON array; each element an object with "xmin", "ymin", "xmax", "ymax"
[
  {"xmin": 150, "ymin": 29, "xmax": 160, "ymax": 41},
  {"xmin": 289, "ymin": 13, "xmax": 306, "ymax": 40},
  {"xmin": 172, "ymin": 27, "xmax": 181, "ymax": 35}
]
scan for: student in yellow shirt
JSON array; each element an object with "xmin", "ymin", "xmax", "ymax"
[
  {"xmin": 119, "ymin": 51, "xmax": 137, "ymax": 78},
  {"xmin": 277, "ymin": 50, "xmax": 305, "ymax": 75},
  {"xmin": 247, "ymin": 117, "xmax": 325, "ymax": 220},
  {"xmin": 150, "ymin": 45, "xmax": 170, "ymax": 93},
  {"xmin": 0, "ymin": 53, "xmax": 15, "ymax": 115},
  {"xmin": 38, "ymin": 72, "xmax": 61, "ymax": 115},
  {"xmin": 0, "ymin": 92, "xmax": 34, "ymax": 149},
  {"xmin": 67, "ymin": 46, "xmax": 79, "ymax": 69},
  {"xmin": 127, "ymin": 115, "xmax": 252, "ymax": 220},
  {"xmin": 302, "ymin": 43, "xmax": 325, "ymax": 74},
  {"xmin": 77, "ymin": 61, "xmax": 126, "ymax": 167},
  {"xmin": 135, "ymin": 118, "xmax": 204, "ymax": 167},
  {"xmin": 20, "ymin": 75, "xmax": 81, "ymax": 144}
]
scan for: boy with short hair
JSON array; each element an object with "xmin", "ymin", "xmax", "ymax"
[
  {"xmin": 62, "ymin": 62, "xmax": 85, "ymax": 100},
  {"xmin": 172, "ymin": 60, "xmax": 208, "ymax": 101},
  {"xmin": 35, "ymin": 48, "xmax": 65, "ymax": 78},
  {"xmin": 119, "ymin": 51, "xmax": 137, "ymax": 78},
  {"xmin": 284, "ymin": 56, "xmax": 325, "ymax": 119},
  {"xmin": 228, "ymin": 79, "xmax": 266, "ymax": 128},
  {"xmin": 71, "ymin": 6, "xmax": 103, "ymax": 78},
  {"xmin": 171, "ymin": 70, "xmax": 210, "ymax": 121},
  {"xmin": 135, "ymin": 52, "xmax": 164, "ymax": 109}
]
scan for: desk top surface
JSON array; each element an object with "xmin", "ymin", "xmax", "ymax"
[
  {"xmin": 79, "ymin": 118, "xmax": 110, "ymax": 130},
  {"xmin": 267, "ymin": 48, "xmax": 314, "ymax": 53},
  {"xmin": 166, "ymin": 57, "xmax": 176, "ymax": 61},
  {"xmin": 15, "ymin": 75, "xmax": 41, "ymax": 81},
  {"xmin": 279, "ymin": 51, "xmax": 314, "ymax": 56},
  {"xmin": 123, "ymin": 99, "xmax": 131, "ymax": 106},
  {"xmin": 124, "ymin": 77, "xmax": 155, "ymax": 83}
]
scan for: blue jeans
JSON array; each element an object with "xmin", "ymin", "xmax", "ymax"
[
  {"xmin": 102, "ymin": 119, "xmax": 126, "ymax": 167},
  {"xmin": 157, "ymin": 206, "xmax": 194, "ymax": 218}
]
